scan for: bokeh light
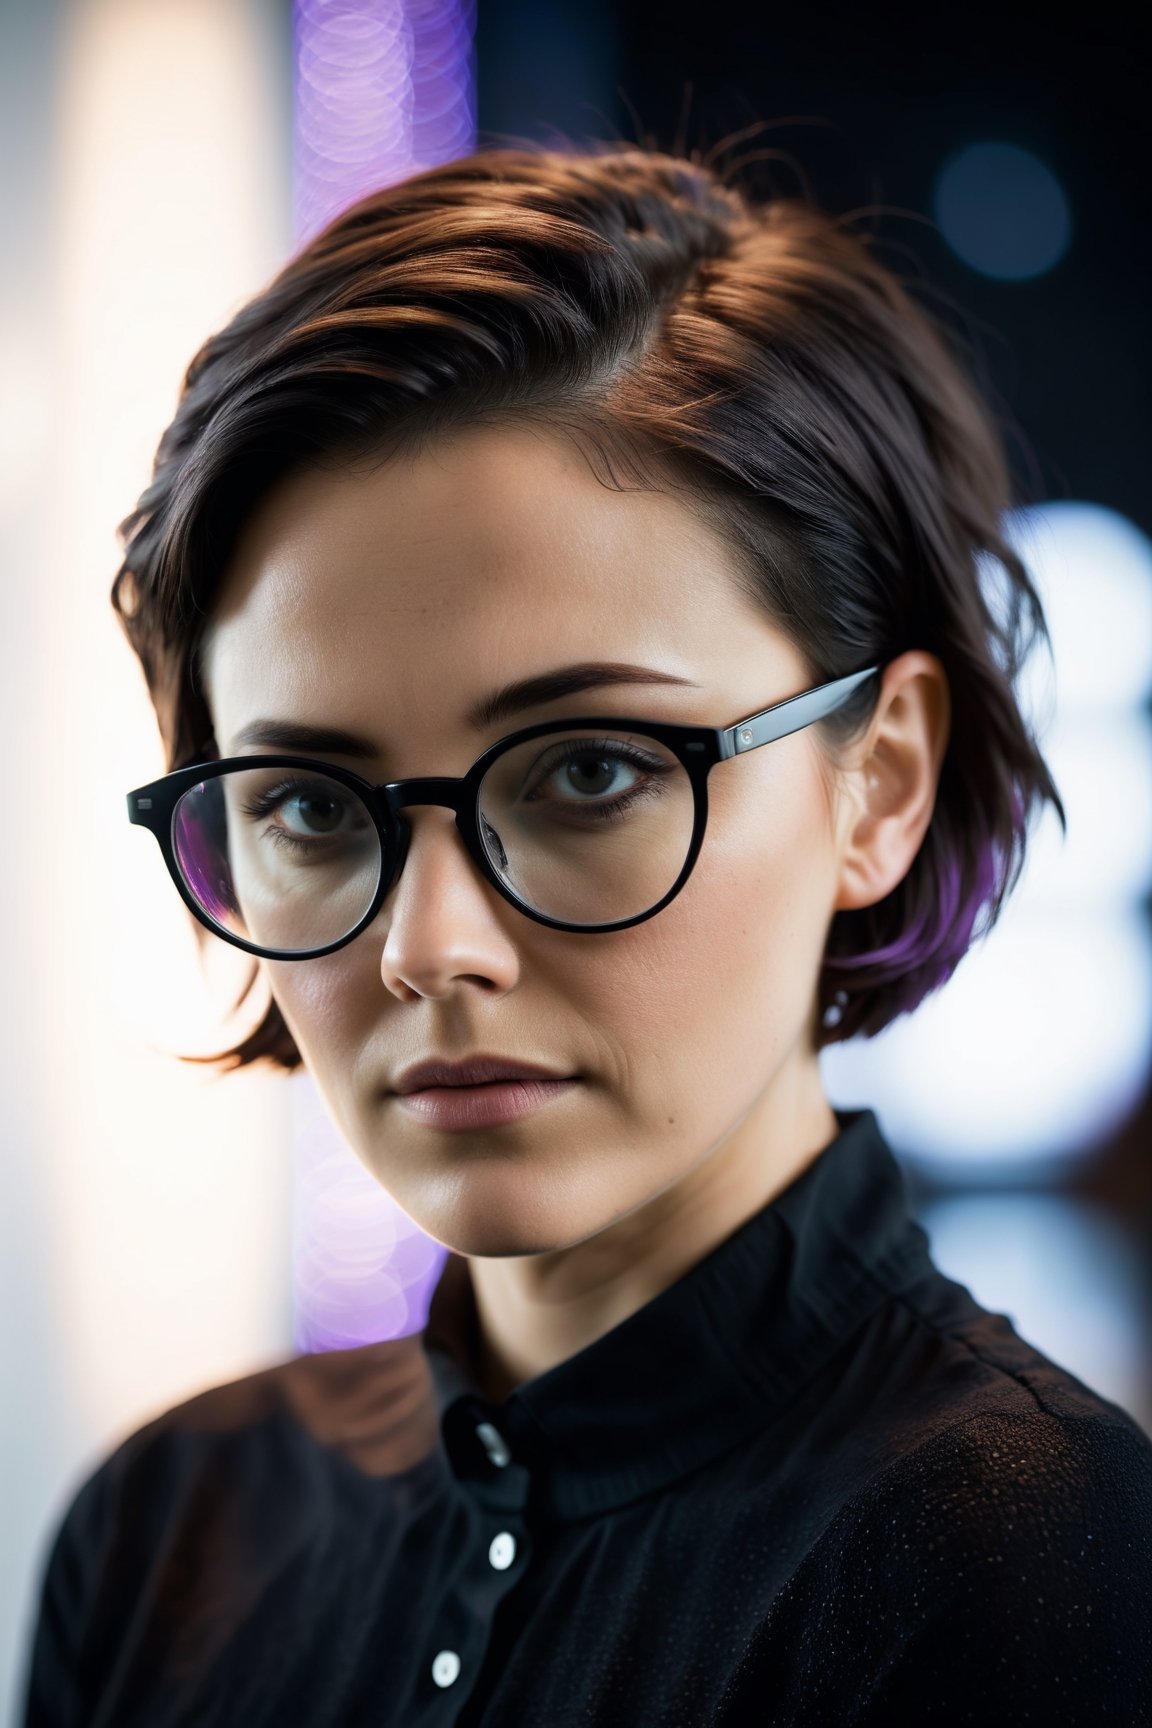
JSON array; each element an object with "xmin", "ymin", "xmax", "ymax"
[
  {"xmin": 293, "ymin": 0, "xmax": 477, "ymax": 247},
  {"xmin": 934, "ymin": 141, "xmax": 1072, "ymax": 280}
]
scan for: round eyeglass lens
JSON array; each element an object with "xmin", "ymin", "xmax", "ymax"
[
  {"xmin": 475, "ymin": 727, "xmax": 697, "ymax": 927},
  {"xmin": 172, "ymin": 766, "xmax": 382, "ymax": 955}
]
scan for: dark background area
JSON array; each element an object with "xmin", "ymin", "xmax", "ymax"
[
  {"xmin": 475, "ymin": 0, "xmax": 1152, "ymax": 1321},
  {"xmin": 477, "ymin": 0, "xmax": 1150, "ymax": 527}
]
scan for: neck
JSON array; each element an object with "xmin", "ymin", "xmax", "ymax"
[{"xmin": 465, "ymin": 1049, "xmax": 839, "ymax": 1401}]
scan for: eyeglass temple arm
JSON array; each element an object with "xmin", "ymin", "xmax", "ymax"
[{"xmin": 720, "ymin": 665, "xmax": 882, "ymax": 760}]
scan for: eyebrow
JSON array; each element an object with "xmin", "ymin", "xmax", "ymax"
[{"xmin": 227, "ymin": 662, "xmax": 701, "ymax": 758}]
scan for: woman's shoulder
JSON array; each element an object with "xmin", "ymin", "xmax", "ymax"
[
  {"xmin": 844, "ymin": 1297, "xmax": 1152, "ymax": 1635},
  {"xmin": 56, "ymin": 1327, "xmax": 437, "ymax": 1525},
  {"xmin": 845, "ymin": 1393, "xmax": 1152, "ymax": 1572},
  {"xmin": 29, "ymin": 1339, "xmax": 438, "ymax": 1629},
  {"xmin": 752, "ymin": 1395, "xmax": 1152, "ymax": 1723},
  {"xmin": 21, "ymin": 1335, "xmax": 442, "ymax": 1723},
  {"xmin": 868, "ymin": 1251, "xmax": 1152, "ymax": 1555}
]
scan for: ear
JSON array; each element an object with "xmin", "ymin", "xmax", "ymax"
[{"xmin": 832, "ymin": 651, "xmax": 952, "ymax": 914}]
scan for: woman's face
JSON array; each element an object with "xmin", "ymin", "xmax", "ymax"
[{"xmin": 199, "ymin": 422, "xmax": 865, "ymax": 1257}]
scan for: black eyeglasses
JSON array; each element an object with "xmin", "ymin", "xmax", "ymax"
[{"xmin": 125, "ymin": 663, "xmax": 883, "ymax": 959}]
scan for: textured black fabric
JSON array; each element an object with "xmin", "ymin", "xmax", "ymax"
[{"xmin": 19, "ymin": 1106, "xmax": 1152, "ymax": 1726}]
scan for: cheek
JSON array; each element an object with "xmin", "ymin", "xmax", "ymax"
[
  {"xmin": 610, "ymin": 752, "xmax": 834, "ymax": 1095},
  {"xmin": 263, "ymin": 949, "xmax": 380, "ymax": 1103}
]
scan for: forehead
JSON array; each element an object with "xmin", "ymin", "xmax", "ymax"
[{"xmin": 199, "ymin": 423, "xmax": 781, "ymax": 750}]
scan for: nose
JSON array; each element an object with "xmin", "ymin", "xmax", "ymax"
[
  {"xmin": 380, "ymin": 801, "xmax": 500, "ymax": 900},
  {"xmin": 375, "ymin": 806, "xmax": 520, "ymax": 1000}
]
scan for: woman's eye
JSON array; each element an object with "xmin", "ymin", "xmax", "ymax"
[
  {"xmin": 278, "ymin": 792, "xmax": 347, "ymax": 834},
  {"xmin": 540, "ymin": 753, "xmax": 640, "ymax": 800},
  {"xmin": 240, "ymin": 780, "xmax": 364, "ymax": 842}
]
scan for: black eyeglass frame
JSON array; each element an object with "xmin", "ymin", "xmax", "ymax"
[{"xmin": 126, "ymin": 662, "xmax": 884, "ymax": 958}]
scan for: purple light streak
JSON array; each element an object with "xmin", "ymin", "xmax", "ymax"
[
  {"xmin": 293, "ymin": 0, "xmax": 476, "ymax": 248},
  {"xmin": 290, "ymin": 0, "xmax": 473, "ymax": 1349}
]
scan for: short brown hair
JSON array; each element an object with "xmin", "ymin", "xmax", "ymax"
[{"xmin": 110, "ymin": 138, "xmax": 1064, "ymax": 1072}]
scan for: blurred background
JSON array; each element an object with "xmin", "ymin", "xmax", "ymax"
[{"xmin": 2, "ymin": 0, "xmax": 1149, "ymax": 1716}]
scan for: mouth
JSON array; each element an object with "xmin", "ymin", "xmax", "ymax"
[
  {"xmin": 392, "ymin": 1055, "xmax": 579, "ymax": 1095},
  {"xmin": 392, "ymin": 1075, "xmax": 581, "ymax": 1132}
]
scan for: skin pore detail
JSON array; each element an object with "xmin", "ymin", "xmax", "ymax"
[{"xmin": 198, "ymin": 421, "xmax": 950, "ymax": 1405}]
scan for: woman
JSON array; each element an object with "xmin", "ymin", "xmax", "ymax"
[{"xmin": 22, "ymin": 141, "xmax": 1152, "ymax": 1725}]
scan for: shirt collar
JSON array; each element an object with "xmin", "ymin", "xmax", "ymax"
[{"xmin": 423, "ymin": 1106, "xmax": 932, "ymax": 1520}]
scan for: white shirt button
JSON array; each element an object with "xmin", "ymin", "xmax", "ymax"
[
  {"xmin": 489, "ymin": 1531, "xmax": 517, "ymax": 1570},
  {"xmin": 431, "ymin": 1650, "xmax": 461, "ymax": 1688},
  {"xmin": 475, "ymin": 1420, "xmax": 511, "ymax": 1467}
]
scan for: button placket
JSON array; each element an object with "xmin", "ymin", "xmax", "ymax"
[{"xmin": 423, "ymin": 1412, "xmax": 531, "ymax": 1712}]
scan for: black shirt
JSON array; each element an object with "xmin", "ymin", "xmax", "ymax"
[{"xmin": 19, "ymin": 1106, "xmax": 1152, "ymax": 1725}]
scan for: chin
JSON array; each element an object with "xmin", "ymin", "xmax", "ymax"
[
  {"xmin": 417, "ymin": 1185, "xmax": 618, "ymax": 1260},
  {"xmin": 438, "ymin": 1219, "xmax": 596, "ymax": 1260}
]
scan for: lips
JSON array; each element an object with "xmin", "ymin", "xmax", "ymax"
[
  {"xmin": 396, "ymin": 1075, "xmax": 580, "ymax": 1132},
  {"xmin": 392, "ymin": 1055, "xmax": 577, "ymax": 1095}
]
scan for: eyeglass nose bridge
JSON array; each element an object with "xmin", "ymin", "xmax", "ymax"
[
  {"xmin": 375, "ymin": 774, "xmax": 491, "ymax": 904},
  {"xmin": 382, "ymin": 775, "xmax": 471, "ymax": 816}
]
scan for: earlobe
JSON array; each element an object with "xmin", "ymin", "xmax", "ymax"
[{"xmin": 831, "ymin": 651, "xmax": 950, "ymax": 915}]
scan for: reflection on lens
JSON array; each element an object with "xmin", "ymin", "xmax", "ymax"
[
  {"xmin": 173, "ymin": 767, "xmax": 382, "ymax": 954},
  {"xmin": 477, "ymin": 728, "xmax": 695, "ymax": 926}
]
